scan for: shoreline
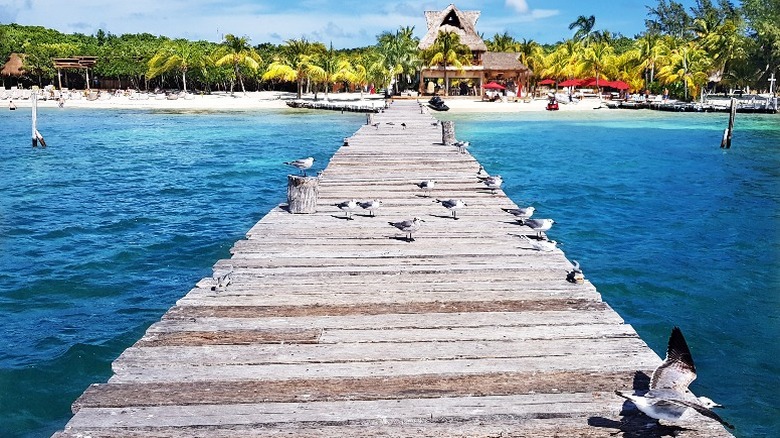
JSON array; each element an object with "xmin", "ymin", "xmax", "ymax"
[{"xmin": 2, "ymin": 90, "xmax": 604, "ymax": 113}]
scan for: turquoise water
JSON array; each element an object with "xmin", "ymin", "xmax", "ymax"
[{"xmin": 1, "ymin": 107, "xmax": 778, "ymax": 437}]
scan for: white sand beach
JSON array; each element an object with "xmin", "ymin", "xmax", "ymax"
[{"xmin": 2, "ymin": 90, "xmax": 605, "ymax": 113}]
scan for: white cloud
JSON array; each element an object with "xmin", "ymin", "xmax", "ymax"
[{"xmin": 505, "ymin": 0, "xmax": 530, "ymax": 14}]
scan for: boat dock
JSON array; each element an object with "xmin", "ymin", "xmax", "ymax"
[{"xmin": 56, "ymin": 100, "xmax": 734, "ymax": 437}]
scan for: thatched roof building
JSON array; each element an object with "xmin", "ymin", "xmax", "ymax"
[
  {"xmin": 419, "ymin": 5, "xmax": 487, "ymax": 53},
  {"xmin": 418, "ymin": 4, "xmax": 532, "ymax": 97},
  {"xmin": 1, "ymin": 53, "xmax": 25, "ymax": 77}
]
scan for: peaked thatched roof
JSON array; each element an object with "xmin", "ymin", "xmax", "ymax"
[
  {"xmin": 483, "ymin": 52, "xmax": 531, "ymax": 73},
  {"xmin": 419, "ymin": 4, "xmax": 487, "ymax": 52},
  {"xmin": 1, "ymin": 53, "xmax": 25, "ymax": 77}
]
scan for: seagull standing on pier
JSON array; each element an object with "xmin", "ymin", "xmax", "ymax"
[
  {"xmin": 454, "ymin": 140, "xmax": 470, "ymax": 154},
  {"xmin": 524, "ymin": 218, "xmax": 555, "ymax": 238},
  {"xmin": 358, "ymin": 199, "xmax": 382, "ymax": 217},
  {"xmin": 284, "ymin": 156, "xmax": 315, "ymax": 176},
  {"xmin": 503, "ymin": 206, "xmax": 535, "ymax": 224},
  {"xmin": 476, "ymin": 165, "xmax": 490, "ymax": 181},
  {"xmin": 483, "ymin": 175, "xmax": 503, "ymax": 194},
  {"xmin": 335, "ymin": 199, "xmax": 359, "ymax": 220},
  {"xmin": 389, "ymin": 217, "xmax": 425, "ymax": 242},
  {"xmin": 615, "ymin": 327, "xmax": 734, "ymax": 430},
  {"xmin": 520, "ymin": 235, "xmax": 558, "ymax": 251},
  {"xmin": 435, "ymin": 199, "xmax": 467, "ymax": 219},
  {"xmin": 416, "ymin": 180, "xmax": 436, "ymax": 197}
]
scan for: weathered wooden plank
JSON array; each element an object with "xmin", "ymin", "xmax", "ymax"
[
  {"xmin": 114, "ymin": 337, "xmax": 649, "ymax": 371},
  {"xmin": 75, "ymin": 370, "xmax": 647, "ymax": 409}
]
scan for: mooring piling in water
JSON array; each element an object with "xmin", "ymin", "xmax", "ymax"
[{"xmin": 721, "ymin": 97, "xmax": 737, "ymax": 149}]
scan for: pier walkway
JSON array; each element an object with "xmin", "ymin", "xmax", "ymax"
[{"xmin": 57, "ymin": 101, "xmax": 733, "ymax": 437}]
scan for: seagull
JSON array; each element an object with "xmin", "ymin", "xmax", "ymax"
[
  {"xmin": 335, "ymin": 199, "xmax": 359, "ymax": 220},
  {"xmin": 401, "ymin": 122, "xmax": 406, "ymax": 130},
  {"xmin": 454, "ymin": 140, "xmax": 470, "ymax": 154},
  {"xmin": 435, "ymin": 199, "xmax": 467, "ymax": 219},
  {"xmin": 476, "ymin": 165, "xmax": 490, "ymax": 181},
  {"xmin": 566, "ymin": 260, "xmax": 583, "ymax": 283},
  {"xmin": 389, "ymin": 217, "xmax": 424, "ymax": 242},
  {"xmin": 503, "ymin": 206, "xmax": 535, "ymax": 224},
  {"xmin": 520, "ymin": 235, "xmax": 558, "ymax": 251},
  {"xmin": 284, "ymin": 156, "xmax": 315, "ymax": 176},
  {"xmin": 524, "ymin": 218, "xmax": 555, "ymax": 238},
  {"xmin": 211, "ymin": 272, "xmax": 232, "ymax": 292},
  {"xmin": 372, "ymin": 122, "xmax": 380, "ymax": 129},
  {"xmin": 358, "ymin": 199, "xmax": 382, "ymax": 217},
  {"xmin": 483, "ymin": 175, "xmax": 503, "ymax": 194},
  {"xmin": 615, "ymin": 327, "xmax": 734, "ymax": 430},
  {"xmin": 386, "ymin": 122, "xmax": 395, "ymax": 125},
  {"xmin": 431, "ymin": 121, "xmax": 440, "ymax": 127},
  {"xmin": 416, "ymin": 180, "xmax": 436, "ymax": 197}
]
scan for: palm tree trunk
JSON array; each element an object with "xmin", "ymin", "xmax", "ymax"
[{"xmin": 182, "ymin": 70, "xmax": 187, "ymax": 93}]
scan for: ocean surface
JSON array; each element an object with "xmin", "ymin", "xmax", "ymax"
[{"xmin": 0, "ymin": 105, "xmax": 777, "ymax": 437}]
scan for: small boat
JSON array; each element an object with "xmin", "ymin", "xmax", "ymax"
[
  {"xmin": 546, "ymin": 97, "xmax": 559, "ymax": 111},
  {"xmin": 428, "ymin": 96, "xmax": 449, "ymax": 111}
]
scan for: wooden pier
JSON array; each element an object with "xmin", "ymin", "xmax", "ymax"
[{"xmin": 56, "ymin": 101, "xmax": 733, "ymax": 437}]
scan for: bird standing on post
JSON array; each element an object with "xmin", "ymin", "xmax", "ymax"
[{"xmin": 284, "ymin": 156, "xmax": 315, "ymax": 176}]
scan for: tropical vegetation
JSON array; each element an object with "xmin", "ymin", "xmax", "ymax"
[{"xmin": 0, "ymin": 0, "xmax": 777, "ymax": 101}]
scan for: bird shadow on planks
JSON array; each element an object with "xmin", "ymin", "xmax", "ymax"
[
  {"xmin": 588, "ymin": 371, "xmax": 690, "ymax": 437},
  {"xmin": 428, "ymin": 214, "xmax": 459, "ymax": 220}
]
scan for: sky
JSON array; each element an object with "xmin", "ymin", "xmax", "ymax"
[{"xmin": 1, "ymin": 0, "xmax": 707, "ymax": 48}]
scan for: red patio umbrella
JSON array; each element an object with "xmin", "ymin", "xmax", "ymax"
[
  {"xmin": 580, "ymin": 77, "xmax": 608, "ymax": 87},
  {"xmin": 558, "ymin": 79, "xmax": 582, "ymax": 87},
  {"xmin": 538, "ymin": 79, "xmax": 555, "ymax": 85},
  {"xmin": 483, "ymin": 82, "xmax": 506, "ymax": 90},
  {"xmin": 609, "ymin": 80, "xmax": 630, "ymax": 90}
]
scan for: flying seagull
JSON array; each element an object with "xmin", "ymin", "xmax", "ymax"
[
  {"xmin": 503, "ymin": 206, "xmax": 535, "ymax": 224},
  {"xmin": 335, "ymin": 199, "xmax": 359, "ymax": 220},
  {"xmin": 358, "ymin": 199, "xmax": 382, "ymax": 217},
  {"xmin": 435, "ymin": 199, "xmax": 467, "ymax": 219},
  {"xmin": 284, "ymin": 156, "xmax": 315, "ymax": 176},
  {"xmin": 416, "ymin": 180, "xmax": 435, "ymax": 197},
  {"xmin": 389, "ymin": 217, "xmax": 424, "ymax": 242},
  {"xmin": 615, "ymin": 327, "xmax": 734, "ymax": 430},
  {"xmin": 524, "ymin": 218, "xmax": 555, "ymax": 238}
]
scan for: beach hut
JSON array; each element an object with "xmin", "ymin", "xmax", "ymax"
[
  {"xmin": 1, "ymin": 53, "xmax": 25, "ymax": 87},
  {"xmin": 418, "ymin": 4, "xmax": 532, "ymax": 97}
]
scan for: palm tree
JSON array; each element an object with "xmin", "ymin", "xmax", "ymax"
[
  {"xmin": 377, "ymin": 26, "xmax": 419, "ymax": 95},
  {"xmin": 214, "ymin": 34, "xmax": 261, "ymax": 95},
  {"xmin": 312, "ymin": 43, "xmax": 349, "ymax": 100},
  {"xmin": 581, "ymin": 41, "xmax": 615, "ymax": 95},
  {"xmin": 657, "ymin": 41, "xmax": 713, "ymax": 100},
  {"xmin": 263, "ymin": 38, "xmax": 323, "ymax": 99},
  {"xmin": 487, "ymin": 31, "xmax": 518, "ymax": 52},
  {"xmin": 634, "ymin": 32, "xmax": 665, "ymax": 89},
  {"xmin": 569, "ymin": 15, "xmax": 596, "ymax": 44},
  {"xmin": 422, "ymin": 30, "xmax": 471, "ymax": 96},
  {"xmin": 147, "ymin": 39, "xmax": 201, "ymax": 93}
]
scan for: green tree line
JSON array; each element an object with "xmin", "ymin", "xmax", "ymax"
[{"xmin": 1, "ymin": 0, "xmax": 777, "ymax": 100}]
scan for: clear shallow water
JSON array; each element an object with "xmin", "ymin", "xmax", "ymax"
[
  {"xmin": 444, "ymin": 110, "xmax": 780, "ymax": 437},
  {"xmin": 0, "ymin": 107, "xmax": 777, "ymax": 437},
  {"xmin": 0, "ymin": 107, "xmax": 363, "ymax": 437}
]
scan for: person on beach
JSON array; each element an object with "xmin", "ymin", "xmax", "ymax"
[
  {"xmin": 57, "ymin": 96, "xmax": 65, "ymax": 108},
  {"xmin": 9, "ymin": 100, "xmax": 16, "ymax": 110},
  {"xmin": 663, "ymin": 88, "xmax": 669, "ymax": 101}
]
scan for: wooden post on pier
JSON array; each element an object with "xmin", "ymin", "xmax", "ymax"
[
  {"xmin": 441, "ymin": 120, "xmax": 455, "ymax": 145},
  {"xmin": 721, "ymin": 97, "xmax": 736, "ymax": 149},
  {"xmin": 286, "ymin": 175, "xmax": 319, "ymax": 213},
  {"xmin": 366, "ymin": 113, "xmax": 374, "ymax": 125}
]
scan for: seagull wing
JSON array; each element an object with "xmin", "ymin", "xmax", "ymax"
[
  {"xmin": 651, "ymin": 327, "xmax": 697, "ymax": 391},
  {"xmin": 667, "ymin": 398, "xmax": 735, "ymax": 430}
]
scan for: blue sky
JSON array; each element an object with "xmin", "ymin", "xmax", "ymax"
[{"xmin": 1, "ymin": 0, "xmax": 707, "ymax": 48}]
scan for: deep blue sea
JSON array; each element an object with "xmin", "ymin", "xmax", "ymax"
[{"xmin": 1, "ymin": 106, "xmax": 778, "ymax": 437}]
